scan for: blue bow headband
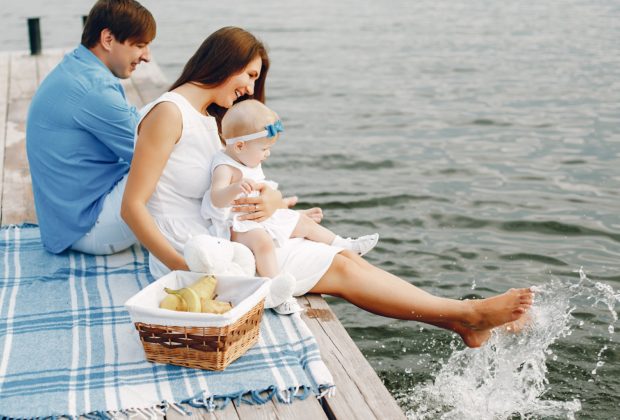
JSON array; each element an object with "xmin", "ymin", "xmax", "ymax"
[{"xmin": 225, "ymin": 120, "xmax": 284, "ymax": 145}]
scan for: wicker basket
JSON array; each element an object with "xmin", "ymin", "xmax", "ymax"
[
  {"xmin": 134, "ymin": 298, "xmax": 264, "ymax": 370},
  {"xmin": 125, "ymin": 271, "xmax": 269, "ymax": 371}
]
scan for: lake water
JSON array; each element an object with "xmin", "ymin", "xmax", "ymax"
[{"xmin": 2, "ymin": 0, "xmax": 619, "ymax": 418}]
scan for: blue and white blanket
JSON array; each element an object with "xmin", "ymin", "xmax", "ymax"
[{"xmin": 0, "ymin": 225, "xmax": 334, "ymax": 418}]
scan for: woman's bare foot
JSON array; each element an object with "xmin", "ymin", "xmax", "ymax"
[
  {"xmin": 452, "ymin": 324, "xmax": 493, "ymax": 348},
  {"xmin": 452, "ymin": 309, "xmax": 534, "ymax": 348},
  {"xmin": 464, "ymin": 288, "xmax": 534, "ymax": 331},
  {"xmin": 502, "ymin": 311, "xmax": 533, "ymax": 334}
]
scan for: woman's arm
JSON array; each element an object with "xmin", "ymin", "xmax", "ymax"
[
  {"xmin": 231, "ymin": 183, "xmax": 285, "ymax": 222},
  {"xmin": 120, "ymin": 102, "xmax": 189, "ymax": 271}
]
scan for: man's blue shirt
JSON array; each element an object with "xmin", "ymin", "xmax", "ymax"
[{"xmin": 26, "ymin": 44, "xmax": 139, "ymax": 253}]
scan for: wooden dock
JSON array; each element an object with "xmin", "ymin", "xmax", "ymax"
[{"xmin": 0, "ymin": 48, "xmax": 406, "ymax": 420}]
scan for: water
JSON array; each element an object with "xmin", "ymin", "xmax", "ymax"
[
  {"xmin": 401, "ymin": 269, "xmax": 618, "ymax": 419},
  {"xmin": 2, "ymin": 1, "xmax": 619, "ymax": 418}
]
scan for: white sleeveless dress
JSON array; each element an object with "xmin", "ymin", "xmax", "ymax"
[
  {"xmin": 140, "ymin": 92, "xmax": 342, "ymax": 295},
  {"xmin": 201, "ymin": 150, "xmax": 301, "ymax": 246}
]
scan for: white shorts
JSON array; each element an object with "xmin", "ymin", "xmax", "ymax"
[
  {"xmin": 232, "ymin": 208, "xmax": 300, "ymax": 247},
  {"xmin": 70, "ymin": 175, "xmax": 137, "ymax": 255}
]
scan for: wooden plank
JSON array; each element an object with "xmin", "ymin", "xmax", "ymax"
[
  {"xmin": 130, "ymin": 59, "xmax": 169, "ymax": 105},
  {"xmin": 0, "ymin": 48, "xmax": 405, "ymax": 419},
  {"xmin": 36, "ymin": 49, "xmax": 66, "ymax": 83},
  {"xmin": 0, "ymin": 53, "xmax": 9, "ymax": 224},
  {"xmin": 269, "ymin": 397, "xmax": 329, "ymax": 419},
  {"xmin": 1, "ymin": 52, "xmax": 38, "ymax": 225},
  {"xmin": 166, "ymin": 403, "xmax": 240, "ymax": 420},
  {"xmin": 301, "ymin": 295, "xmax": 406, "ymax": 420},
  {"xmin": 121, "ymin": 76, "xmax": 144, "ymax": 108},
  {"xmin": 234, "ymin": 400, "xmax": 279, "ymax": 419}
]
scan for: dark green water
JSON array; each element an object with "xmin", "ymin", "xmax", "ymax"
[{"xmin": 3, "ymin": 0, "xmax": 619, "ymax": 417}]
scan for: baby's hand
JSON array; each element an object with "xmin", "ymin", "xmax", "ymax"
[{"xmin": 233, "ymin": 178, "xmax": 258, "ymax": 196}]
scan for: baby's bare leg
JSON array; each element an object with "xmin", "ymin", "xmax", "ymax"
[
  {"xmin": 290, "ymin": 214, "xmax": 336, "ymax": 244},
  {"xmin": 232, "ymin": 229, "xmax": 279, "ymax": 278}
]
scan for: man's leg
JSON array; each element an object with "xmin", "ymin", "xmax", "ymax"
[{"xmin": 71, "ymin": 175, "xmax": 137, "ymax": 255}]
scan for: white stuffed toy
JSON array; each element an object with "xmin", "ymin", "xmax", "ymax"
[
  {"xmin": 183, "ymin": 234, "xmax": 256, "ymax": 277},
  {"xmin": 183, "ymin": 234, "xmax": 298, "ymax": 312}
]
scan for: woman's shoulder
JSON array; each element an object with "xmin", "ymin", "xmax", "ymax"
[
  {"xmin": 137, "ymin": 96, "xmax": 183, "ymax": 140},
  {"xmin": 140, "ymin": 92, "xmax": 183, "ymax": 119}
]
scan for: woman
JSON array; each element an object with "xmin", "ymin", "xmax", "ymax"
[{"xmin": 121, "ymin": 27, "xmax": 533, "ymax": 348}]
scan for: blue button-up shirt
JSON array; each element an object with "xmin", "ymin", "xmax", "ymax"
[{"xmin": 26, "ymin": 44, "xmax": 139, "ymax": 253}]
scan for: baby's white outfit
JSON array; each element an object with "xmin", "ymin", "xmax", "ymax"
[
  {"xmin": 138, "ymin": 91, "xmax": 343, "ymax": 297},
  {"xmin": 201, "ymin": 151, "xmax": 300, "ymax": 246}
]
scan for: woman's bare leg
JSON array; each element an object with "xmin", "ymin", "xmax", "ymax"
[{"xmin": 310, "ymin": 251, "xmax": 534, "ymax": 348}]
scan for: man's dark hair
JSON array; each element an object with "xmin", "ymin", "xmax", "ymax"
[{"xmin": 81, "ymin": 0, "xmax": 156, "ymax": 48}]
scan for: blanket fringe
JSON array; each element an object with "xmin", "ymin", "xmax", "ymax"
[{"xmin": 0, "ymin": 384, "xmax": 336, "ymax": 419}]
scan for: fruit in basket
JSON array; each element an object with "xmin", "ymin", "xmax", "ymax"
[
  {"xmin": 200, "ymin": 297, "xmax": 232, "ymax": 314},
  {"xmin": 164, "ymin": 287, "xmax": 202, "ymax": 312},
  {"xmin": 159, "ymin": 293, "xmax": 188, "ymax": 311},
  {"xmin": 188, "ymin": 275, "xmax": 217, "ymax": 300}
]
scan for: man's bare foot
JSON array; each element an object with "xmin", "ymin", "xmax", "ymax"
[{"xmin": 464, "ymin": 288, "xmax": 534, "ymax": 331}]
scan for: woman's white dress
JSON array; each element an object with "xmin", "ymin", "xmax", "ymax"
[{"xmin": 140, "ymin": 92, "xmax": 342, "ymax": 295}]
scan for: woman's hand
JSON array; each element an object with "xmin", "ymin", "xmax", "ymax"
[{"xmin": 232, "ymin": 183, "xmax": 283, "ymax": 222}]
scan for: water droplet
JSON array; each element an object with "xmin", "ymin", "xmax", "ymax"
[{"xmin": 405, "ymin": 368, "xmax": 412, "ymax": 374}]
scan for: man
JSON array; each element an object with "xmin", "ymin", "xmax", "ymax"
[{"xmin": 26, "ymin": 0, "xmax": 155, "ymax": 254}]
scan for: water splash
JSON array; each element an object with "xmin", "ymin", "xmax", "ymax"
[{"xmin": 402, "ymin": 268, "xmax": 618, "ymax": 420}]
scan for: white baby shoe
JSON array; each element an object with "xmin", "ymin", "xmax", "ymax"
[
  {"xmin": 264, "ymin": 271, "xmax": 295, "ymax": 309},
  {"xmin": 273, "ymin": 297, "xmax": 303, "ymax": 315},
  {"xmin": 332, "ymin": 233, "xmax": 379, "ymax": 256}
]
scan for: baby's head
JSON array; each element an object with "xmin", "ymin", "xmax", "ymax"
[{"xmin": 222, "ymin": 99, "xmax": 282, "ymax": 168}]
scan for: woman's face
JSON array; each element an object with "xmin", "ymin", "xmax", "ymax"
[{"xmin": 215, "ymin": 55, "xmax": 262, "ymax": 108}]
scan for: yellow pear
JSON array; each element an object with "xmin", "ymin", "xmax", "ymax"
[
  {"xmin": 159, "ymin": 293, "xmax": 188, "ymax": 311},
  {"xmin": 201, "ymin": 297, "xmax": 232, "ymax": 314},
  {"xmin": 188, "ymin": 275, "xmax": 217, "ymax": 300},
  {"xmin": 164, "ymin": 287, "xmax": 202, "ymax": 312}
]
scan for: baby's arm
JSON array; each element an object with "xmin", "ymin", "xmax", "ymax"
[{"xmin": 210, "ymin": 164, "xmax": 257, "ymax": 208}]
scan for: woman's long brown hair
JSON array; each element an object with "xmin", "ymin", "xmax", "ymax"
[{"xmin": 169, "ymin": 27, "xmax": 270, "ymax": 134}]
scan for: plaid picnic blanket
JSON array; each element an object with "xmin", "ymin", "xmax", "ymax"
[{"xmin": 0, "ymin": 225, "xmax": 334, "ymax": 419}]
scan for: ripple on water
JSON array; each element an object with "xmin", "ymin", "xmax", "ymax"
[{"xmin": 399, "ymin": 269, "xmax": 618, "ymax": 419}]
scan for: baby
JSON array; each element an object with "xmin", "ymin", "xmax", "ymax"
[{"xmin": 201, "ymin": 100, "xmax": 379, "ymax": 313}]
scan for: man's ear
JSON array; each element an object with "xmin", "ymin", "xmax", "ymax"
[{"xmin": 100, "ymin": 28, "xmax": 115, "ymax": 52}]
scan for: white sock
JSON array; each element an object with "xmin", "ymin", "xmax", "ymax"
[
  {"xmin": 273, "ymin": 297, "xmax": 303, "ymax": 315},
  {"xmin": 331, "ymin": 233, "xmax": 379, "ymax": 257},
  {"xmin": 264, "ymin": 271, "xmax": 295, "ymax": 309}
]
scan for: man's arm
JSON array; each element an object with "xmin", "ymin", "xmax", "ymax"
[{"xmin": 73, "ymin": 83, "xmax": 138, "ymax": 162}]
